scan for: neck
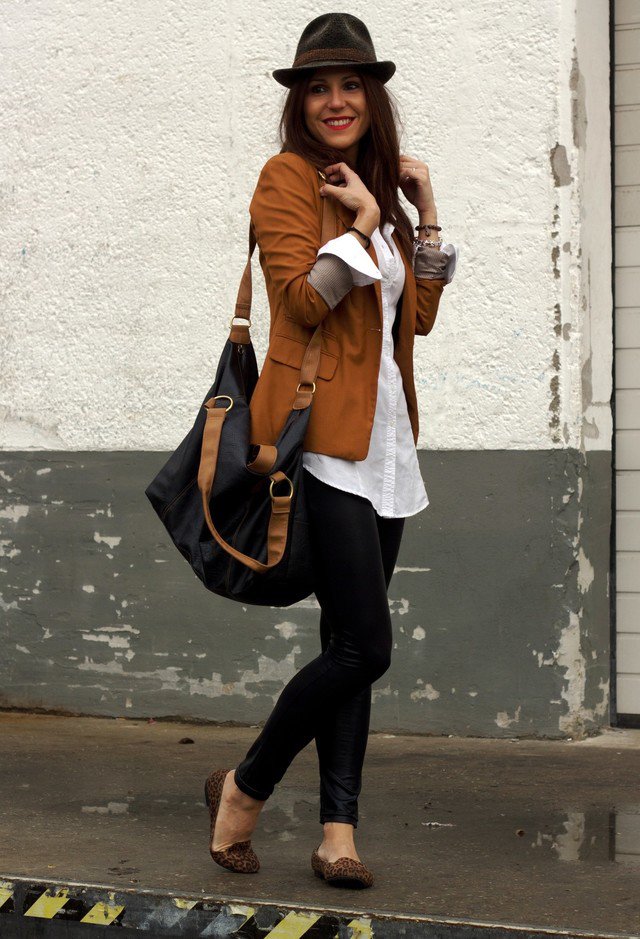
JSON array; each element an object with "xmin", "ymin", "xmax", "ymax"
[{"xmin": 341, "ymin": 142, "xmax": 358, "ymax": 165}]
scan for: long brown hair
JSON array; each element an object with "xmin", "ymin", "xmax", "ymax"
[{"xmin": 276, "ymin": 69, "xmax": 414, "ymax": 263}]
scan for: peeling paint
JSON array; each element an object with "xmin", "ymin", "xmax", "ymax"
[
  {"xmin": 575, "ymin": 546, "xmax": 594, "ymax": 594},
  {"xmin": 410, "ymin": 681, "xmax": 440, "ymax": 702},
  {"xmin": 550, "ymin": 143, "xmax": 572, "ymax": 187},
  {"xmin": 0, "ymin": 504, "xmax": 30, "ymax": 523},
  {"xmin": 569, "ymin": 44, "xmax": 587, "ymax": 152},
  {"xmin": 495, "ymin": 705, "xmax": 522, "ymax": 728},
  {"xmin": 536, "ymin": 650, "xmax": 557, "ymax": 668},
  {"xmin": 0, "ymin": 447, "xmax": 612, "ymax": 738},
  {"xmin": 77, "ymin": 647, "xmax": 305, "ymax": 702},
  {"xmin": 94, "ymin": 532, "xmax": 121, "ymax": 549},
  {"xmin": 274, "ymin": 622, "xmax": 298, "ymax": 640},
  {"xmin": 557, "ymin": 613, "xmax": 586, "ymax": 735},
  {"xmin": 82, "ymin": 632, "xmax": 131, "ymax": 649},
  {"xmin": 0, "ymin": 541, "xmax": 21, "ymax": 558}
]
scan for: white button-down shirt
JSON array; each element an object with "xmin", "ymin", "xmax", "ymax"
[{"xmin": 302, "ymin": 223, "xmax": 455, "ymax": 518}]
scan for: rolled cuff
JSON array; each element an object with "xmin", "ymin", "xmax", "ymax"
[
  {"xmin": 307, "ymin": 253, "xmax": 355, "ymax": 309},
  {"xmin": 317, "ymin": 232, "xmax": 382, "ymax": 285},
  {"xmin": 413, "ymin": 242, "xmax": 458, "ymax": 283}
]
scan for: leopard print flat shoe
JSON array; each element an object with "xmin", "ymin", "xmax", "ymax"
[
  {"xmin": 204, "ymin": 768, "xmax": 260, "ymax": 873},
  {"xmin": 311, "ymin": 845, "xmax": 374, "ymax": 888}
]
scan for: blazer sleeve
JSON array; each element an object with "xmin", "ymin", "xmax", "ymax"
[
  {"xmin": 412, "ymin": 243, "xmax": 455, "ymax": 337},
  {"xmin": 250, "ymin": 153, "xmax": 337, "ymax": 329},
  {"xmin": 413, "ymin": 277, "xmax": 445, "ymax": 336}
]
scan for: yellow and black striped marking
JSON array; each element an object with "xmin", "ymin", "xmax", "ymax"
[
  {"xmin": 1, "ymin": 877, "xmax": 544, "ymax": 938},
  {"xmin": 0, "ymin": 879, "xmax": 380, "ymax": 937}
]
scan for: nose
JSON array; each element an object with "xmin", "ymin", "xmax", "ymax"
[{"xmin": 328, "ymin": 86, "xmax": 346, "ymax": 108}]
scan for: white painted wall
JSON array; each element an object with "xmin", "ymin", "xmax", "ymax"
[{"xmin": 0, "ymin": 0, "xmax": 611, "ymax": 453}]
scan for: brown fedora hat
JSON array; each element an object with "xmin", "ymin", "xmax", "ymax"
[{"xmin": 272, "ymin": 12, "xmax": 396, "ymax": 88}]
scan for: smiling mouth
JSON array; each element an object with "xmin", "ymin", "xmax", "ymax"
[{"xmin": 322, "ymin": 117, "xmax": 356, "ymax": 129}]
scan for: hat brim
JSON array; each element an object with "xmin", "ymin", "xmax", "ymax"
[{"xmin": 272, "ymin": 60, "xmax": 396, "ymax": 88}]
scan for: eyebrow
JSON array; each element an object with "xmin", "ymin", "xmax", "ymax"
[{"xmin": 307, "ymin": 73, "xmax": 361, "ymax": 82}]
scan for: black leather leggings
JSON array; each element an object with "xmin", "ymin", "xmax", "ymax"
[{"xmin": 234, "ymin": 466, "xmax": 405, "ymax": 827}]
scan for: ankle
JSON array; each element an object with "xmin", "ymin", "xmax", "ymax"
[
  {"xmin": 322, "ymin": 821, "xmax": 356, "ymax": 843},
  {"xmin": 229, "ymin": 773, "xmax": 266, "ymax": 809}
]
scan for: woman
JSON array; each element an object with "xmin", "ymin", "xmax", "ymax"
[{"xmin": 205, "ymin": 12, "xmax": 457, "ymax": 888}]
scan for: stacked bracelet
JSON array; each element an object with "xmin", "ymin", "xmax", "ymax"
[
  {"xmin": 413, "ymin": 236, "xmax": 443, "ymax": 249},
  {"xmin": 346, "ymin": 225, "xmax": 371, "ymax": 249}
]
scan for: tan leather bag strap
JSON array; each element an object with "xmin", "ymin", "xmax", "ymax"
[
  {"xmin": 229, "ymin": 167, "xmax": 338, "ymax": 388},
  {"xmin": 198, "ymin": 403, "xmax": 292, "ymax": 572},
  {"xmin": 198, "ymin": 170, "xmax": 338, "ymax": 573}
]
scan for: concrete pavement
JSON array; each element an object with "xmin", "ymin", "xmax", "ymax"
[{"xmin": 1, "ymin": 713, "xmax": 639, "ymax": 937}]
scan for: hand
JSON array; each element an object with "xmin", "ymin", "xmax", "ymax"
[
  {"xmin": 398, "ymin": 154, "xmax": 436, "ymax": 215},
  {"xmin": 319, "ymin": 162, "xmax": 378, "ymax": 216}
]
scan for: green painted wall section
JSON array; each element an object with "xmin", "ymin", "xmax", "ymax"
[{"xmin": 0, "ymin": 449, "xmax": 611, "ymax": 737}]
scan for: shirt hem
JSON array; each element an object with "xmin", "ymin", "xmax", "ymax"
[{"xmin": 302, "ymin": 463, "xmax": 430, "ymax": 519}]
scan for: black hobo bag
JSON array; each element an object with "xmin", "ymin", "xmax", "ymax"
[{"xmin": 145, "ymin": 171, "xmax": 338, "ymax": 607}]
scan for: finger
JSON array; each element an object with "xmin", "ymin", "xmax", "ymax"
[
  {"xmin": 325, "ymin": 162, "xmax": 350, "ymax": 174},
  {"xmin": 325, "ymin": 169, "xmax": 349, "ymax": 186},
  {"xmin": 319, "ymin": 182, "xmax": 341, "ymax": 194}
]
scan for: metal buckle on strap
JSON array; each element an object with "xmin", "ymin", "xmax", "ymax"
[
  {"xmin": 296, "ymin": 381, "xmax": 316, "ymax": 394},
  {"xmin": 229, "ymin": 314, "xmax": 252, "ymax": 327},
  {"xmin": 209, "ymin": 395, "xmax": 234, "ymax": 412},
  {"xmin": 270, "ymin": 476, "xmax": 294, "ymax": 500}
]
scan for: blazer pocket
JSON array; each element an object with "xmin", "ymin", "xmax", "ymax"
[
  {"xmin": 283, "ymin": 313, "xmax": 338, "ymax": 340},
  {"xmin": 268, "ymin": 332, "xmax": 339, "ymax": 381}
]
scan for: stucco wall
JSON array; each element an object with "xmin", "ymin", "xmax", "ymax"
[{"xmin": 0, "ymin": 0, "xmax": 613, "ymax": 737}]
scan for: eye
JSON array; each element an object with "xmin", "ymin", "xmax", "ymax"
[{"xmin": 309, "ymin": 81, "xmax": 361, "ymax": 94}]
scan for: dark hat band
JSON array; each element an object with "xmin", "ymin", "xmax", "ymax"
[{"xmin": 293, "ymin": 47, "xmax": 376, "ymax": 68}]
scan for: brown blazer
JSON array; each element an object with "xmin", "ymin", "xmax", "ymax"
[{"xmin": 248, "ymin": 152, "xmax": 447, "ymax": 462}]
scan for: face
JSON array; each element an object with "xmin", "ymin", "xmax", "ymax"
[{"xmin": 303, "ymin": 67, "xmax": 370, "ymax": 159}]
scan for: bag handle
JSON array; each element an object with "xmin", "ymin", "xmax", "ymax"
[
  {"xmin": 229, "ymin": 170, "xmax": 339, "ymax": 404},
  {"xmin": 197, "ymin": 170, "xmax": 338, "ymax": 573},
  {"xmin": 231, "ymin": 168, "xmax": 338, "ymax": 338},
  {"xmin": 198, "ymin": 402, "xmax": 293, "ymax": 573}
]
